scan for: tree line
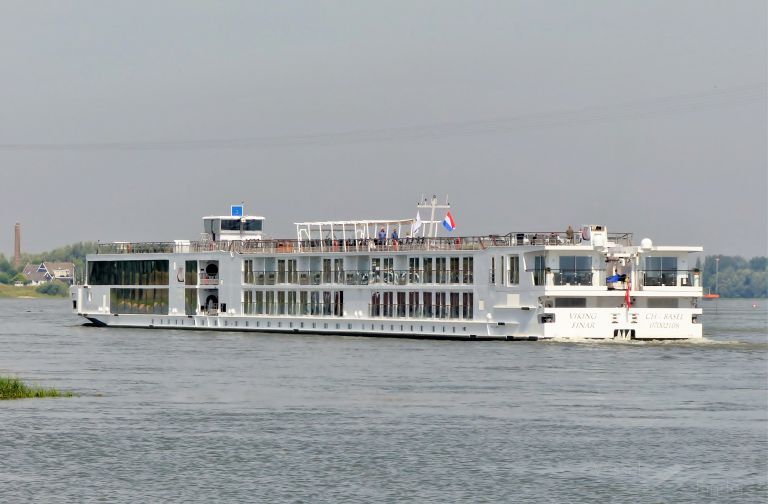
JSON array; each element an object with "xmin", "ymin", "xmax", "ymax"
[
  {"xmin": 697, "ymin": 255, "xmax": 767, "ymax": 298},
  {"xmin": 0, "ymin": 242, "xmax": 98, "ymax": 287},
  {"xmin": 1, "ymin": 244, "xmax": 765, "ymax": 298}
]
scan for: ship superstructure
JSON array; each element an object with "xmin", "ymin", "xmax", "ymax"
[{"xmin": 71, "ymin": 199, "xmax": 703, "ymax": 340}]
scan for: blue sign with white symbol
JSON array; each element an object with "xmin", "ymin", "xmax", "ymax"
[{"xmin": 231, "ymin": 205, "xmax": 243, "ymax": 217}]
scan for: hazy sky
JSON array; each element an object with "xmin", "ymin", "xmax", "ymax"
[{"xmin": 1, "ymin": 1, "xmax": 766, "ymax": 258}]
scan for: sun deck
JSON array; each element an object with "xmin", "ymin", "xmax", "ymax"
[{"xmin": 96, "ymin": 231, "xmax": 634, "ymax": 255}]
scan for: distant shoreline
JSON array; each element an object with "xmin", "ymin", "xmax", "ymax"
[
  {"xmin": 0, "ymin": 285, "xmax": 68, "ymax": 299},
  {"xmin": 2, "ymin": 289, "xmax": 761, "ymax": 300}
]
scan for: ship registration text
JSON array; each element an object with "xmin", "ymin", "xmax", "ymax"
[
  {"xmin": 570, "ymin": 312, "xmax": 597, "ymax": 329},
  {"xmin": 646, "ymin": 312, "xmax": 683, "ymax": 329}
]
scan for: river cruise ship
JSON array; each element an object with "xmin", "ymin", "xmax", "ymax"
[{"xmin": 71, "ymin": 199, "xmax": 704, "ymax": 341}]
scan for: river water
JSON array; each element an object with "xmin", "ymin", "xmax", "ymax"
[{"xmin": 0, "ymin": 298, "xmax": 765, "ymax": 503}]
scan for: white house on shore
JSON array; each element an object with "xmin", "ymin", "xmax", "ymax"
[{"xmin": 22, "ymin": 262, "xmax": 76, "ymax": 286}]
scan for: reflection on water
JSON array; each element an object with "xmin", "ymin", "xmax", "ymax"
[{"xmin": 0, "ymin": 298, "xmax": 765, "ymax": 503}]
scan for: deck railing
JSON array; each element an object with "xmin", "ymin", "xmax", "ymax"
[
  {"xmin": 514, "ymin": 268, "xmax": 702, "ymax": 288},
  {"xmin": 199, "ymin": 274, "xmax": 219, "ymax": 285},
  {"xmin": 242, "ymin": 302, "xmax": 343, "ymax": 317},
  {"xmin": 239, "ymin": 302, "xmax": 473, "ymax": 320},
  {"xmin": 97, "ymin": 232, "xmax": 634, "ymax": 255},
  {"xmin": 368, "ymin": 303, "xmax": 471, "ymax": 320},
  {"xmin": 242, "ymin": 269, "xmax": 475, "ymax": 286},
  {"xmin": 639, "ymin": 269, "xmax": 700, "ymax": 288}
]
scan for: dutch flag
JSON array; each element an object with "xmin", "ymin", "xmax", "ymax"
[{"xmin": 442, "ymin": 211, "xmax": 456, "ymax": 232}]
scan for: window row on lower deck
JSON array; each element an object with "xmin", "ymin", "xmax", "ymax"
[
  {"xmin": 240, "ymin": 290, "xmax": 474, "ymax": 320},
  {"xmin": 369, "ymin": 291, "xmax": 473, "ymax": 320},
  {"xmin": 243, "ymin": 269, "xmax": 474, "ymax": 286},
  {"xmin": 243, "ymin": 290, "xmax": 344, "ymax": 317}
]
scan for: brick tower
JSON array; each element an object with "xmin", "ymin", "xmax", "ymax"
[{"xmin": 14, "ymin": 222, "xmax": 21, "ymax": 268}]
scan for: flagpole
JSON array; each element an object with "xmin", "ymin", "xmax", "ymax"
[{"xmin": 429, "ymin": 195, "xmax": 437, "ymax": 238}]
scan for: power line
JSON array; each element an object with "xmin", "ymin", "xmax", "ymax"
[{"xmin": 0, "ymin": 83, "xmax": 765, "ymax": 152}]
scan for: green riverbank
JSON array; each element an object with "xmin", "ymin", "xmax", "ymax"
[
  {"xmin": 0, "ymin": 376, "xmax": 74, "ymax": 400},
  {"xmin": 0, "ymin": 284, "xmax": 67, "ymax": 299}
]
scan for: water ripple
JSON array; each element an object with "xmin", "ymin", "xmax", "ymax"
[{"xmin": 0, "ymin": 298, "xmax": 765, "ymax": 503}]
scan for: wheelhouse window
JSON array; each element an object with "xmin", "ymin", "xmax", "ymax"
[
  {"xmin": 218, "ymin": 218, "xmax": 262, "ymax": 232},
  {"xmin": 219, "ymin": 219, "xmax": 241, "ymax": 231},
  {"xmin": 242, "ymin": 219, "xmax": 263, "ymax": 231}
]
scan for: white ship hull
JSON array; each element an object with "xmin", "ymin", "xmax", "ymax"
[
  {"xmin": 71, "ymin": 217, "xmax": 704, "ymax": 342},
  {"xmin": 78, "ymin": 307, "xmax": 701, "ymax": 341}
]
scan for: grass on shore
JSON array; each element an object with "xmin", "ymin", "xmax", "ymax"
[
  {"xmin": 0, "ymin": 284, "xmax": 66, "ymax": 299},
  {"xmin": 0, "ymin": 376, "xmax": 74, "ymax": 400}
]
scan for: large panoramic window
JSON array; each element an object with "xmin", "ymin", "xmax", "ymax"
[
  {"xmin": 644, "ymin": 257, "xmax": 678, "ymax": 286},
  {"xmin": 558, "ymin": 256, "xmax": 593, "ymax": 286},
  {"xmin": 110, "ymin": 288, "xmax": 169, "ymax": 314},
  {"xmin": 89, "ymin": 260, "xmax": 169, "ymax": 286}
]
